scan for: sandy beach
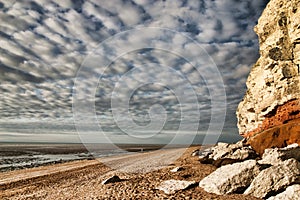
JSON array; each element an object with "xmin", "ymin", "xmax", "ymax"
[{"xmin": 0, "ymin": 146, "xmax": 261, "ymax": 200}]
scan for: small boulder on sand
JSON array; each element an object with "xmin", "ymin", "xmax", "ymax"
[
  {"xmin": 156, "ymin": 179, "xmax": 196, "ymax": 194},
  {"xmin": 199, "ymin": 160, "xmax": 261, "ymax": 195},
  {"xmin": 244, "ymin": 158, "xmax": 300, "ymax": 198},
  {"xmin": 259, "ymin": 143, "xmax": 300, "ymax": 165},
  {"xmin": 204, "ymin": 142, "xmax": 258, "ymax": 167},
  {"xmin": 170, "ymin": 166, "xmax": 183, "ymax": 172},
  {"xmin": 101, "ymin": 175, "xmax": 122, "ymax": 185}
]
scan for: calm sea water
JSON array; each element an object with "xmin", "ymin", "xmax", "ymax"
[{"xmin": 0, "ymin": 143, "xmax": 133, "ymax": 172}]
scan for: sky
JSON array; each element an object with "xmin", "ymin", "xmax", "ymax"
[{"xmin": 0, "ymin": 0, "xmax": 269, "ymax": 144}]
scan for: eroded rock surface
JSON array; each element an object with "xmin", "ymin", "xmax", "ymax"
[
  {"xmin": 236, "ymin": 0, "xmax": 300, "ymax": 153},
  {"xmin": 247, "ymin": 119, "xmax": 300, "ymax": 155},
  {"xmin": 213, "ymin": 142, "xmax": 256, "ymax": 162},
  {"xmin": 199, "ymin": 160, "xmax": 260, "ymax": 195},
  {"xmin": 197, "ymin": 141, "xmax": 300, "ymax": 199},
  {"xmin": 199, "ymin": 142, "xmax": 258, "ymax": 167},
  {"xmin": 244, "ymin": 158, "xmax": 300, "ymax": 198},
  {"xmin": 259, "ymin": 143, "xmax": 300, "ymax": 165},
  {"xmin": 267, "ymin": 184, "xmax": 300, "ymax": 200},
  {"xmin": 208, "ymin": 142, "xmax": 242, "ymax": 161}
]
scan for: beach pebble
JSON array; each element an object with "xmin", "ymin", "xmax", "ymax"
[
  {"xmin": 101, "ymin": 175, "xmax": 122, "ymax": 185},
  {"xmin": 156, "ymin": 179, "xmax": 196, "ymax": 194},
  {"xmin": 191, "ymin": 149, "xmax": 200, "ymax": 156},
  {"xmin": 209, "ymin": 142, "xmax": 256, "ymax": 162},
  {"xmin": 170, "ymin": 166, "xmax": 183, "ymax": 172}
]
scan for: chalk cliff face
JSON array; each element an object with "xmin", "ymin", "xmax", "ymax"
[{"xmin": 237, "ymin": 0, "xmax": 300, "ymax": 154}]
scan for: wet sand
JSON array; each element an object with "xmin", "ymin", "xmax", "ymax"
[{"xmin": 0, "ymin": 147, "xmax": 261, "ymax": 200}]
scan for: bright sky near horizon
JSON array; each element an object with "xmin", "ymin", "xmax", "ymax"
[{"xmin": 0, "ymin": 0, "xmax": 269, "ymax": 144}]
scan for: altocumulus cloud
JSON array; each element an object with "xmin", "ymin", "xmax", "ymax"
[{"xmin": 0, "ymin": 0, "xmax": 268, "ymax": 143}]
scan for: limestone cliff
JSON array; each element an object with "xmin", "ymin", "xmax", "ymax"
[{"xmin": 237, "ymin": 0, "xmax": 300, "ymax": 154}]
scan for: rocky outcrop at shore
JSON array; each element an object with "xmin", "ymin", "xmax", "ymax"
[
  {"xmin": 236, "ymin": 0, "xmax": 300, "ymax": 153},
  {"xmin": 197, "ymin": 141, "xmax": 258, "ymax": 167},
  {"xmin": 258, "ymin": 143, "xmax": 300, "ymax": 165},
  {"xmin": 244, "ymin": 158, "xmax": 300, "ymax": 198},
  {"xmin": 198, "ymin": 142, "xmax": 300, "ymax": 199},
  {"xmin": 199, "ymin": 160, "xmax": 260, "ymax": 195}
]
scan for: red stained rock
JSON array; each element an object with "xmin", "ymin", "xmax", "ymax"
[
  {"xmin": 247, "ymin": 118, "xmax": 300, "ymax": 155},
  {"xmin": 243, "ymin": 99, "xmax": 300, "ymax": 138}
]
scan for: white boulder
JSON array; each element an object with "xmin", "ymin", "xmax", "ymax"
[{"xmin": 199, "ymin": 160, "xmax": 260, "ymax": 195}]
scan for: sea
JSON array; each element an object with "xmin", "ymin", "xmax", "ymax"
[{"xmin": 0, "ymin": 143, "xmax": 135, "ymax": 172}]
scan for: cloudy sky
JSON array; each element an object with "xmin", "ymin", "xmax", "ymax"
[{"xmin": 0, "ymin": 0, "xmax": 269, "ymax": 144}]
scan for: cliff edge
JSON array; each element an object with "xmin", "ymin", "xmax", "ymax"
[{"xmin": 237, "ymin": 0, "xmax": 300, "ymax": 154}]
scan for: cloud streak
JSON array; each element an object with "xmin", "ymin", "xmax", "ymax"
[{"xmin": 0, "ymin": 0, "xmax": 268, "ymax": 143}]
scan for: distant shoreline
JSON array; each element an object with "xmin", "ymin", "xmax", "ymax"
[
  {"xmin": 0, "ymin": 143, "xmax": 204, "ymax": 173},
  {"xmin": 0, "ymin": 146, "xmax": 258, "ymax": 199}
]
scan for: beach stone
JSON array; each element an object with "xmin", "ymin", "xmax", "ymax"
[
  {"xmin": 101, "ymin": 175, "xmax": 121, "ymax": 185},
  {"xmin": 170, "ymin": 166, "xmax": 183, "ymax": 172},
  {"xmin": 199, "ymin": 160, "xmax": 260, "ymax": 195},
  {"xmin": 199, "ymin": 156, "xmax": 214, "ymax": 165},
  {"xmin": 198, "ymin": 148, "xmax": 213, "ymax": 159},
  {"xmin": 208, "ymin": 143, "xmax": 231, "ymax": 160},
  {"xmin": 236, "ymin": 0, "xmax": 300, "ymax": 153},
  {"xmin": 259, "ymin": 143, "xmax": 300, "ymax": 165},
  {"xmin": 198, "ymin": 147, "xmax": 214, "ymax": 164},
  {"xmin": 191, "ymin": 149, "xmax": 200, "ymax": 157},
  {"xmin": 244, "ymin": 158, "xmax": 300, "ymax": 198},
  {"xmin": 208, "ymin": 142, "xmax": 242, "ymax": 160},
  {"xmin": 267, "ymin": 184, "xmax": 300, "ymax": 200},
  {"xmin": 156, "ymin": 179, "xmax": 196, "ymax": 194},
  {"xmin": 207, "ymin": 142, "xmax": 257, "ymax": 166},
  {"xmin": 224, "ymin": 147, "xmax": 257, "ymax": 160}
]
